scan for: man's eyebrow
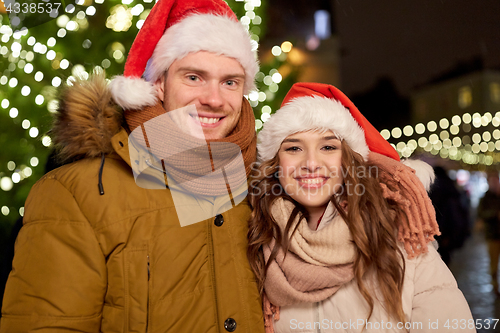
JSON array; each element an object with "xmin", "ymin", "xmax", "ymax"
[
  {"xmin": 224, "ymin": 73, "xmax": 246, "ymax": 80},
  {"xmin": 177, "ymin": 67, "xmax": 208, "ymax": 75},
  {"xmin": 177, "ymin": 67, "xmax": 245, "ymax": 79}
]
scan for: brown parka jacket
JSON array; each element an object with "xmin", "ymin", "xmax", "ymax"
[{"xmin": 0, "ymin": 75, "xmax": 265, "ymax": 333}]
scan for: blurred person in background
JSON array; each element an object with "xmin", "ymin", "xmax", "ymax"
[
  {"xmin": 429, "ymin": 166, "xmax": 470, "ymax": 265},
  {"xmin": 477, "ymin": 170, "xmax": 500, "ymax": 294}
]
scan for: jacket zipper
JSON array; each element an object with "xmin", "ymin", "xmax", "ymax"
[
  {"xmin": 207, "ymin": 220, "xmax": 221, "ymax": 332},
  {"xmin": 314, "ymin": 302, "xmax": 322, "ymax": 333},
  {"xmin": 146, "ymin": 254, "xmax": 150, "ymax": 333},
  {"xmin": 147, "ymin": 255, "xmax": 150, "ymax": 279}
]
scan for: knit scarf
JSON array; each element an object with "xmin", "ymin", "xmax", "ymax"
[
  {"xmin": 124, "ymin": 98, "xmax": 256, "ymax": 196},
  {"xmin": 368, "ymin": 152, "xmax": 440, "ymax": 258},
  {"xmin": 263, "ymin": 198, "xmax": 355, "ymax": 331}
]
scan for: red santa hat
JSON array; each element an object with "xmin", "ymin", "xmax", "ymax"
[
  {"xmin": 109, "ymin": 0, "xmax": 259, "ymax": 110},
  {"xmin": 258, "ymin": 82, "xmax": 435, "ymax": 190},
  {"xmin": 258, "ymin": 82, "xmax": 400, "ymax": 162}
]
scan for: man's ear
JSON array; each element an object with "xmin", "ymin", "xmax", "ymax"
[{"xmin": 153, "ymin": 75, "xmax": 165, "ymax": 102}]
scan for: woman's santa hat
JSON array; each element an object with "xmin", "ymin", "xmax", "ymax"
[
  {"xmin": 109, "ymin": 0, "xmax": 259, "ymax": 110},
  {"xmin": 258, "ymin": 82, "xmax": 435, "ymax": 190}
]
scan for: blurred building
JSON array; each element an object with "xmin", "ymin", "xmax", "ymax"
[
  {"xmin": 380, "ymin": 65, "xmax": 500, "ymax": 219},
  {"xmin": 261, "ymin": 0, "xmax": 341, "ymax": 87},
  {"xmin": 411, "ymin": 70, "xmax": 500, "ymax": 125},
  {"xmin": 379, "ymin": 64, "xmax": 500, "ymax": 167}
]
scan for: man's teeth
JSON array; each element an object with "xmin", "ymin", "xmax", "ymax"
[
  {"xmin": 193, "ymin": 116, "xmax": 221, "ymax": 124},
  {"xmin": 299, "ymin": 178, "xmax": 324, "ymax": 184}
]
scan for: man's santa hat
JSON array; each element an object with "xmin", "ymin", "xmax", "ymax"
[
  {"xmin": 258, "ymin": 82, "xmax": 435, "ymax": 190},
  {"xmin": 109, "ymin": 0, "xmax": 259, "ymax": 110}
]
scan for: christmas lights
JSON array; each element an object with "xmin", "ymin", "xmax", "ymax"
[{"xmin": 0, "ymin": 0, "xmax": 297, "ymax": 227}]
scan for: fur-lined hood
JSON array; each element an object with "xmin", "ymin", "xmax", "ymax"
[{"xmin": 52, "ymin": 73, "xmax": 124, "ymax": 163}]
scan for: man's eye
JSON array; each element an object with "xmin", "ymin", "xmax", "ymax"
[
  {"xmin": 225, "ymin": 80, "xmax": 236, "ymax": 86},
  {"xmin": 188, "ymin": 75, "xmax": 199, "ymax": 81}
]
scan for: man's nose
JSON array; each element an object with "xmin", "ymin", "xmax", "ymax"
[{"xmin": 199, "ymin": 82, "xmax": 224, "ymax": 109}]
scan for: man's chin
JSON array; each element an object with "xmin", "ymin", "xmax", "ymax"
[{"xmin": 200, "ymin": 123, "xmax": 236, "ymax": 140}]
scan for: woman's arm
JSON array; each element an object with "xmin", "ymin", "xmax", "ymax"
[{"xmin": 410, "ymin": 245, "xmax": 475, "ymax": 332}]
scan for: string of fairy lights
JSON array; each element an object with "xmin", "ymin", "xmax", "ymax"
[
  {"xmin": 383, "ymin": 111, "xmax": 500, "ymax": 166},
  {"xmin": 0, "ymin": 0, "xmax": 292, "ymax": 219},
  {"xmin": 1, "ymin": 22, "xmax": 45, "ymax": 219}
]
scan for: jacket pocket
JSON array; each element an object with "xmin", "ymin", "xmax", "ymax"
[{"xmin": 124, "ymin": 244, "xmax": 150, "ymax": 333}]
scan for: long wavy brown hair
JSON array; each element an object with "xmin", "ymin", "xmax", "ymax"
[{"xmin": 247, "ymin": 140, "xmax": 407, "ymax": 326}]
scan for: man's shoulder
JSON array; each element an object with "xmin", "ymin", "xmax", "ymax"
[
  {"xmin": 39, "ymin": 155, "xmax": 129, "ymax": 186},
  {"xmin": 25, "ymin": 155, "xmax": 138, "ymax": 225}
]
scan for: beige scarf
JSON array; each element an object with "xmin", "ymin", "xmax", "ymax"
[
  {"xmin": 124, "ymin": 99, "xmax": 256, "ymax": 196},
  {"xmin": 263, "ymin": 198, "xmax": 355, "ymax": 332},
  {"xmin": 267, "ymin": 198, "xmax": 356, "ymax": 267}
]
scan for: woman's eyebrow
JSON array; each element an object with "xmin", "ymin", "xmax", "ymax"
[
  {"xmin": 282, "ymin": 138, "xmax": 302, "ymax": 143},
  {"xmin": 322, "ymin": 135, "xmax": 340, "ymax": 141}
]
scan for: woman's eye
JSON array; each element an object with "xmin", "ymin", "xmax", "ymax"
[
  {"xmin": 322, "ymin": 145, "xmax": 338, "ymax": 151},
  {"xmin": 285, "ymin": 146, "xmax": 301, "ymax": 152}
]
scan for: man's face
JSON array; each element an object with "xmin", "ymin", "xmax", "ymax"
[{"xmin": 154, "ymin": 51, "xmax": 245, "ymax": 140}]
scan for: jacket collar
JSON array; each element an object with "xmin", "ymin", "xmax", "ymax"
[{"xmin": 111, "ymin": 128, "xmax": 133, "ymax": 169}]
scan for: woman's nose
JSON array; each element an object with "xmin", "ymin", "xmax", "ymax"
[{"xmin": 301, "ymin": 150, "xmax": 322, "ymax": 172}]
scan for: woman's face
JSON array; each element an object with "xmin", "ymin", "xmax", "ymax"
[{"xmin": 278, "ymin": 130, "xmax": 343, "ymax": 213}]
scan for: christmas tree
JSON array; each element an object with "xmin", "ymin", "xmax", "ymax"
[{"xmin": 0, "ymin": 0, "xmax": 297, "ymax": 246}]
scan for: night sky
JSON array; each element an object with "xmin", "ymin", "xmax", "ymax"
[{"xmin": 333, "ymin": 0, "xmax": 500, "ymax": 96}]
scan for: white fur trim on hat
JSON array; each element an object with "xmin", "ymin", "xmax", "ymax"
[
  {"xmin": 402, "ymin": 159, "xmax": 435, "ymax": 192},
  {"xmin": 109, "ymin": 76, "xmax": 158, "ymax": 110},
  {"xmin": 145, "ymin": 13, "xmax": 259, "ymax": 94},
  {"xmin": 258, "ymin": 96, "xmax": 370, "ymax": 162}
]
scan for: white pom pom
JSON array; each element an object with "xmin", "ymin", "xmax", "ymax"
[
  {"xmin": 402, "ymin": 159, "xmax": 435, "ymax": 192},
  {"xmin": 109, "ymin": 76, "xmax": 158, "ymax": 110}
]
